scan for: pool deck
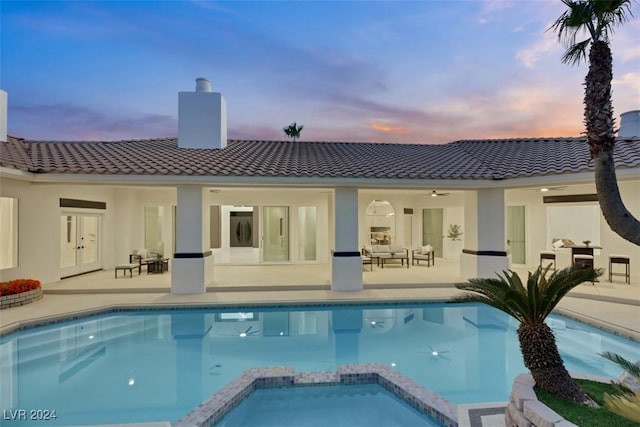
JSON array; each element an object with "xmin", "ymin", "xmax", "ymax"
[
  {"xmin": 1, "ymin": 264, "xmax": 638, "ymax": 427},
  {"xmin": 2, "ymin": 264, "xmax": 638, "ymax": 340}
]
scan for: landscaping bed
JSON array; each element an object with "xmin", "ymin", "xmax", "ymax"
[
  {"xmin": 0, "ymin": 279, "xmax": 42, "ymax": 309},
  {"xmin": 535, "ymin": 379, "xmax": 638, "ymax": 427}
]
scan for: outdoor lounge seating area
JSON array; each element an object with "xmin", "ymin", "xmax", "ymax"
[
  {"xmin": 362, "ymin": 245, "xmax": 415, "ymax": 268},
  {"xmin": 118, "ymin": 249, "xmax": 170, "ymax": 277}
]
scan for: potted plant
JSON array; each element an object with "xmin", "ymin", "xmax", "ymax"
[{"xmin": 447, "ymin": 224, "xmax": 463, "ymax": 241}]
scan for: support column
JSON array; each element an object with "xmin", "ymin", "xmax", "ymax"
[
  {"xmin": 331, "ymin": 187, "xmax": 362, "ymax": 291},
  {"xmin": 171, "ymin": 185, "xmax": 213, "ymax": 294},
  {"xmin": 460, "ymin": 189, "xmax": 509, "ymax": 279}
]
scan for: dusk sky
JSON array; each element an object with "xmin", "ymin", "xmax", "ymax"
[{"xmin": 1, "ymin": 0, "xmax": 638, "ymax": 144}]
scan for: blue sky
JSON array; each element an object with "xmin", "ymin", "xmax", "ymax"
[{"xmin": 1, "ymin": 0, "xmax": 638, "ymax": 143}]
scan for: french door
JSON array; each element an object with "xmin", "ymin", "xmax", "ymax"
[{"xmin": 60, "ymin": 213, "xmax": 102, "ymax": 277}]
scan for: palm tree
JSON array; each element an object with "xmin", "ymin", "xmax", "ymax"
[
  {"xmin": 550, "ymin": 0, "xmax": 640, "ymax": 245},
  {"xmin": 454, "ymin": 264, "xmax": 601, "ymax": 404},
  {"xmin": 283, "ymin": 122, "xmax": 304, "ymax": 142}
]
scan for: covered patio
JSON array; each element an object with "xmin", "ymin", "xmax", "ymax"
[{"xmin": 41, "ymin": 258, "xmax": 638, "ymax": 299}]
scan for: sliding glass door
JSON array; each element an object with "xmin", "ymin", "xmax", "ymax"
[
  {"xmin": 297, "ymin": 206, "xmax": 317, "ymax": 261},
  {"xmin": 507, "ymin": 205, "xmax": 526, "ymax": 265},
  {"xmin": 262, "ymin": 206, "xmax": 289, "ymax": 262},
  {"xmin": 422, "ymin": 208, "xmax": 443, "ymax": 258}
]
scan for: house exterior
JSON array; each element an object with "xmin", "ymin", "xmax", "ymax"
[{"xmin": 1, "ymin": 81, "xmax": 639, "ymax": 294}]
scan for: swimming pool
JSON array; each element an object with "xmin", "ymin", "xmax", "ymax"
[{"xmin": 0, "ymin": 302, "xmax": 637, "ymax": 426}]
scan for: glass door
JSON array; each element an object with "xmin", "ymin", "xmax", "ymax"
[
  {"xmin": 262, "ymin": 206, "xmax": 289, "ymax": 262},
  {"xmin": 507, "ymin": 206, "xmax": 526, "ymax": 264},
  {"xmin": 60, "ymin": 213, "xmax": 101, "ymax": 277},
  {"xmin": 297, "ymin": 206, "xmax": 317, "ymax": 261},
  {"xmin": 422, "ymin": 208, "xmax": 443, "ymax": 257}
]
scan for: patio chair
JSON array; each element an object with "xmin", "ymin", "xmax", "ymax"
[
  {"xmin": 412, "ymin": 245, "xmax": 434, "ymax": 267},
  {"xmin": 129, "ymin": 248, "xmax": 159, "ymax": 272}
]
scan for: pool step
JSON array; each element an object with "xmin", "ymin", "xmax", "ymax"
[{"xmin": 0, "ymin": 316, "xmax": 166, "ymax": 366}]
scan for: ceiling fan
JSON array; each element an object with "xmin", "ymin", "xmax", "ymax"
[
  {"xmin": 429, "ymin": 190, "xmax": 450, "ymax": 197},
  {"xmin": 365, "ymin": 318, "xmax": 386, "ymax": 329},
  {"xmin": 226, "ymin": 326, "xmax": 259, "ymax": 338},
  {"xmin": 527, "ymin": 186, "xmax": 568, "ymax": 192}
]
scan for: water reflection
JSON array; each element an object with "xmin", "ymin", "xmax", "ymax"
[{"xmin": 0, "ymin": 303, "xmax": 638, "ymax": 426}]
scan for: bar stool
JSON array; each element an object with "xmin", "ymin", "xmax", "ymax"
[
  {"xmin": 573, "ymin": 254, "xmax": 595, "ymax": 284},
  {"xmin": 539, "ymin": 251, "xmax": 556, "ymax": 270},
  {"xmin": 609, "ymin": 255, "xmax": 630, "ymax": 284}
]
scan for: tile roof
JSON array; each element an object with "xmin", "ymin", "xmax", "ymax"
[{"xmin": 1, "ymin": 135, "xmax": 639, "ymax": 181}]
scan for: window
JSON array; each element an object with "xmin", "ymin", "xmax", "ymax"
[
  {"xmin": 546, "ymin": 205, "xmax": 600, "ymax": 249},
  {"xmin": 0, "ymin": 197, "xmax": 18, "ymax": 269}
]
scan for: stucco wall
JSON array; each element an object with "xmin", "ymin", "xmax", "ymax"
[{"xmin": 0, "ymin": 178, "xmax": 118, "ymax": 284}]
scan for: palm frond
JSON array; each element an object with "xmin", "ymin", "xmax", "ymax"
[
  {"xmin": 600, "ymin": 352, "xmax": 640, "ymax": 378},
  {"xmin": 455, "ymin": 264, "xmax": 600, "ymax": 325},
  {"xmin": 453, "ymin": 291, "xmax": 526, "ymax": 323},
  {"xmin": 538, "ymin": 265, "xmax": 601, "ymax": 318},
  {"xmin": 562, "ymin": 39, "xmax": 591, "ymax": 65},
  {"xmin": 552, "ymin": 0, "xmax": 633, "ymax": 65}
]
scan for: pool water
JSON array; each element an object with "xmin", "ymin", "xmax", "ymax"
[
  {"xmin": 0, "ymin": 302, "xmax": 638, "ymax": 426},
  {"xmin": 217, "ymin": 384, "xmax": 440, "ymax": 426}
]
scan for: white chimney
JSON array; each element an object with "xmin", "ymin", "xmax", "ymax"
[
  {"xmin": 178, "ymin": 78, "xmax": 227, "ymax": 149},
  {"xmin": 618, "ymin": 110, "xmax": 640, "ymax": 137},
  {"xmin": 0, "ymin": 90, "xmax": 7, "ymax": 142}
]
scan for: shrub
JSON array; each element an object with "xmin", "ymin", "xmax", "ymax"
[{"xmin": 0, "ymin": 279, "xmax": 41, "ymax": 296}]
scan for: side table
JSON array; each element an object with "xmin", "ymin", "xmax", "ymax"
[{"xmin": 147, "ymin": 258, "xmax": 169, "ymax": 274}]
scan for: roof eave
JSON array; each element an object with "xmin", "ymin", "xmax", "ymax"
[{"xmin": 14, "ymin": 166, "xmax": 637, "ymax": 189}]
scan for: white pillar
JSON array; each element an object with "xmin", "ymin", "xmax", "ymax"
[
  {"xmin": 331, "ymin": 187, "xmax": 362, "ymax": 291},
  {"xmin": 460, "ymin": 189, "xmax": 509, "ymax": 279},
  {"xmin": 171, "ymin": 185, "xmax": 213, "ymax": 294}
]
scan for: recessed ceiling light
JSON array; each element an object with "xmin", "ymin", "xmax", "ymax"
[
  {"xmin": 540, "ymin": 188, "xmax": 549, "ymax": 192},
  {"xmin": 128, "ymin": 378, "xmax": 135, "ymax": 386}
]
